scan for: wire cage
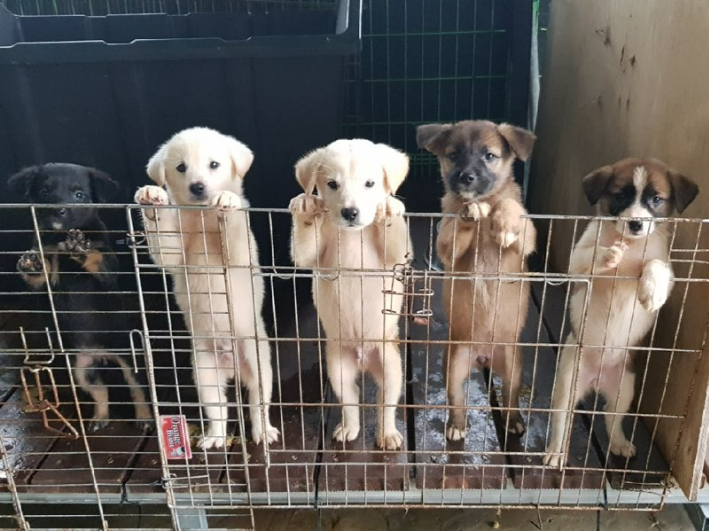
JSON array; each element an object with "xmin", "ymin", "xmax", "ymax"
[{"xmin": 0, "ymin": 203, "xmax": 706, "ymax": 529}]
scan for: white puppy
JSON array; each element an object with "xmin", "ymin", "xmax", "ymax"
[
  {"xmin": 134, "ymin": 127, "xmax": 279, "ymax": 449},
  {"xmin": 289, "ymin": 139, "xmax": 412, "ymax": 450},
  {"xmin": 544, "ymin": 158, "xmax": 698, "ymax": 466}
]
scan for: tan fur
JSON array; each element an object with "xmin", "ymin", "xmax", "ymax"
[
  {"xmin": 419, "ymin": 120, "xmax": 536, "ymax": 440},
  {"xmin": 290, "ymin": 139, "xmax": 412, "ymax": 450},
  {"xmin": 74, "ymin": 249, "xmax": 104, "ymax": 274}
]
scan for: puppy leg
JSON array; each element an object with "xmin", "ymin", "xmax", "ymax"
[
  {"xmin": 17, "ymin": 250, "xmax": 53, "ymax": 289},
  {"xmin": 112, "ymin": 355, "xmax": 152, "ymax": 431},
  {"xmin": 243, "ymin": 336, "xmax": 280, "ymax": 445},
  {"xmin": 543, "ymin": 339, "xmax": 588, "ymax": 466},
  {"xmin": 436, "ymin": 218, "xmax": 476, "ymax": 270},
  {"xmin": 493, "ymin": 344, "xmax": 525, "ymax": 435},
  {"xmin": 289, "ymin": 194, "xmax": 326, "ymax": 268},
  {"xmin": 638, "ymin": 258, "xmax": 673, "ymax": 312},
  {"xmin": 327, "ymin": 342, "xmax": 361, "ymax": 443},
  {"xmin": 371, "ymin": 341, "xmax": 403, "ymax": 450},
  {"xmin": 74, "ymin": 354, "xmax": 110, "ymax": 432},
  {"xmin": 194, "ymin": 346, "xmax": 230, "ymax": 450},
  {"xmin": 134, "ymin": 186, "xmax": 183, "ymax": 269},
  {"xmin": 601, "ymin": 368, "xmax": 637, "ymax": 458},
  {"xmin": 445, "ymin": 345, "xmax": 472, "ymax": 441}
]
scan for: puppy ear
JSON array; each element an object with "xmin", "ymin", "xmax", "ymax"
[
  {"xmin": 377, "ymin": 144, "xmax": 410, "ymax": 194},
  {"xmin": 89, "ymin": 168, "xmax": 119, "ymax": 202},
  {"xmin": 225, "ymin": 136, "xmax": 254, "ymax": 179},
  {"xmin": 416, "ymin": 123, "xmax": 453, "ymax": 154},
  {"xmin": 582, "ymin": 165, "xmax": 614, "ymax": 205},
  {"xmin": 146, "ymin": 144, "xmax": 167, "ymax": 186},
  {"xmin": 294, "ymin": 148, "xmax": 326, "ymax": 195},
  {"xmin": 668, "ymin": 169, "xmax": 699, "ymax": 213},
  {"xmin": 7, "ymin": 166, "xmax": 40, "ymax": 199},
  {"xmin": 497, "ymin": 123, "xmax": 536, "ymax": 161}
]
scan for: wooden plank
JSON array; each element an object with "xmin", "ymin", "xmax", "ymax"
[
  {"xmin": 224, "ymin": 292, "xmax": 323, "ymax": 495},
  {"xmin": 505, "ymin": 286, "xmax": 605, "ymax": 490},
  {"xmin": 528, "ymin": 0, "xmax": 708, "ymax": 499}
]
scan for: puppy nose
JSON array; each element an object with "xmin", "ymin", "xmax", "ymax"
[
  {"xmin": 189, "ymin": 182, "xmax": 205, "ymax": 197},
  {"xmin": 628, "ymin": 220, "xmax": 643, "ymax": 233},
  {"xmin": 341, "ymin": 207, "xmax": 360, "ymax": 222},
  {"xmin": 459, "ymin": 172, "xmax": 476, "ymax": 185},
  {"xmin": 57, "ymin": 208, "xmax": 67, "ymax": 217}
]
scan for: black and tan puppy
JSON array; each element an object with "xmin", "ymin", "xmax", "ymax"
[
  {"xmin": 416, "ymin": 120, "xmax": 536, "ymax": 440},
  {"xmin": 9, "ymin": 163, "xmax": 150, "ymax": 431}
]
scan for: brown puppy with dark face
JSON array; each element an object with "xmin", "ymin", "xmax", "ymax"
[{"xmin": 417, "ymin": 120, "xmax": 536, "ymax": 440}]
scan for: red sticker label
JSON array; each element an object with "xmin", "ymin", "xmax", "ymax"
[{"xmin": 160, "ymin": 415, "xmax": 192, "ymax": 460}]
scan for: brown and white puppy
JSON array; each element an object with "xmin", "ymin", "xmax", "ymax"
[
  {"xmin": 289, "ymin": 139, "xmax": 412, "ymax": 450},
  {"xmin": 544, "ymin": 158, "xmax": 698, "ymax": 466},
  {"xmin": 417, "ymin": 120, "xmax": 536, "ymax": 440},
  {"xmin": 134, "ymin": 127, "xmax": 279, "ymax": 449}
]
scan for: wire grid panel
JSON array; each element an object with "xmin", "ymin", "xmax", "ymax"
[{"xmin": 0, "ymin": 203, "xmax": 707, "ymax": 518}]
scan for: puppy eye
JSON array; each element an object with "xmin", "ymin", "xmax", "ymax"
[
  {"xmin": 365, "ymin": 180, "xmax": 375, "ymax": 188},
  {"xmin": 447, "ymin": 152, "xmax": 457, "ymax": 161},
  {"xmin": 327, "ymin": 180, "xmax": 339, "ymax": 190},
  {"xmin": 483, "ymin": 152, "xmax": 498, "ymax": 162},
  {"xmin": 651, "ymin": 195, "xmax": 664, "ymax": 206},
  {"xmin": 39, "ymin": 188, "xmax": 49, "ymax": 197},
  {"xmin": 176, "ymin": 163, "xmax": 187, "ymax": 173},
  {"xmin": 74, "ymin": 191, "xmax": 84, "ymax": 200},
  {"xmin": 209, "ymin": 161, "xmax": 220, "ymax": 170}
]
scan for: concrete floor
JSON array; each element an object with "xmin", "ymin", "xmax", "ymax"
[{"xmin": 250, "ymin": 505, "xmax": 697, "ymax": 531}]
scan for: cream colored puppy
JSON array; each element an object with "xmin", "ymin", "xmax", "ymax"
[
  {"xmin": 134, "ymin": 127, "xmax": 279, "ymax": 449},
  {"xmin": 290, "ymin": 139, "xmax": 411, "ymax": 450}
]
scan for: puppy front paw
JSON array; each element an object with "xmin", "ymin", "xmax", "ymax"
[
  {"xmin": 603, "ymin": 240, "xmax": 627, "ymax": 269},
  {"xmin": 289, "ymin": 193, "xmax": 326, "ymax": 223},
  {"xmin": 638, "ymin": 260, "xmax": 671, "ymax": 312},
  {"xmin": 333, "ymin": 422, "xmax": 360, "ymax": 443},
  {"xmin": 252, "ymin": 423, "xmax": 280, "ymax": 446},
  {"xmin": 135, "ymin": 185, "xmax": 169, "ymax": 221},
  {"xmin": 17, "ymin": 251, "xmax": 44, "ymax": 275},
  {"xmin": 460, "ymin": 201, "xmax": 491, "ymax": 222},
  {"xmin": 58, "ymin": 229, "xmax": 92, "ymax": 260},
  {"xmin": 542, "ymin": 450, "xmax": 564, "ymax": 468},
  {"xmin": 490, "ymin": 202, "xmax": 524, "ymax": 249},
  {"xmin": 376, "ymin": 196, "xmax": 406, "ymax": 225},
  {"xmin": 609, "ymin": 438, "xmax": 637, "ymax": 459},
  {"xmin": 376, "ymin": 427, "xmax": 404, "ymax": 450},
  {"xmin": 211, "ymin": 190, "xmax": 243, "ymax": 213}
]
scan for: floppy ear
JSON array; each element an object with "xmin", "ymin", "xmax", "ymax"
[
  {"xmin": 146, "ymin": 144, "xmax": 168, "ymax": 186},
  {"xmin": 376, "ymin": 144, "xmax": 409, "ymax": 194},
  {"xmin": 7, "ymin": 166, "xmax": 40, "ymax": 199},
  {"xmin": 497, "ymin": 123, "xmax": 536, "ymax": 161},
  {"xmin": 582, "ymin": 165, "xmax": 614, "ymax": 205},
  {"xmin": 416, "ymin": 123, "xmax": 453, "ymax": 154},
  {"xmin": 294, "ymin": 148, "xmax": 326, "ymax": 195},
  {"xmin": 225, "ymin": 136, "xmax": 254, "ymax": 179},
  {"xmin": 668, "ymin": 169, "xmax": 699, "ymax": 213},
  {"xmin": 89, "ymin": 168, "xmax": 119, "ymax": 203}
]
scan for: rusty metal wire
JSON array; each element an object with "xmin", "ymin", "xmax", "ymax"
[{"xmin": 0, "ymin": 203, "xmax": 706, "ymax": 528}]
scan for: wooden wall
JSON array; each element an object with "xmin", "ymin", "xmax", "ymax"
[{"xmin": 529, "ymin": 0, "xmax": 708, "ymax": 500}]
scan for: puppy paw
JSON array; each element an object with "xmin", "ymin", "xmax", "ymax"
[
  {"xmin": 609, "ymin": 438, "xmax": 637, "ymax": 459},
  {"xmin": 490, "ymin": 204, "xmax": 523, "ymax": 248},
  {"xmin": 89, "ymin": 418, "xmax": 110, "ymax": 433},
  {"xmin": 135, "ymin": 185, "xmax": 169, "ymax": 221},
  {"xmin": 638, "ymin": 260, "xmax": 671, "ymax": 312},
  {"xmin": 333, "ymin": 422, "xmax": 360, "ymax": 443},
  {"xmin": 445, "ymin": 424, "xmax": 467, "ymax": 442},
  {"xmin": 196, "ymin": 434, "xmax": 227, "ymax": 450},
  {"xmin": 289, "ymin": 193, "xmax": 326, "ymax": 223},
  {"xmin": 542, "ymin": 451, "xmax": 564, "ymax": 468},
  {"xmin": 603, "ymin": 240, "xmax": 627, "ymax": 269},
  {"xmin": 252, "ymin": 424, "xmax": 280, "ymax": 446},
  {"xmin": 376, "ymin": 196, "xmax": 406, "ymax": 225},
  {"xmin": 211, "ymin": 190, "xmax": 243, "ymax": 213},
  {"xmin": 17, "ymin": 251, "xmax": 44, "ymax": 275},
  {"xmin": 58, "ymin": 229, "xmax": 92, "ymax": 258},
  {"xmin": 506, "ymin": 416, "xmax": 526, "ymax": 435},
  {"xmin": 460, "ymin": 201, "xmax": 491, "ymax": 222},
  {"xmin": 376, "ymin": 428, "xmax": 404, "ymax": 450}
]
